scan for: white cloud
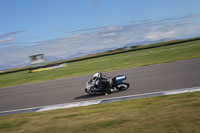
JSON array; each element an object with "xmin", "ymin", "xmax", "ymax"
[
  {"xmin": 99, "ymin": 32, "xmax": 117, "ymax": 38},
  {"xmin": 145, "ymin": 29, "xmax": 177, "ymax": 40},
  {"xmin": 1, "ymin": 14, "xmax": 200, "ymax": 69},
  {"xmin": 0, "ymin": 37, "xmax": 14, "ymax": 43},
  {"xmin": 0, "ymin": 31, "xmax": 25, "ymax": 39},
  {"xmin": 98, "ymin": 26, "xmax": 124, "ymax": 34}
]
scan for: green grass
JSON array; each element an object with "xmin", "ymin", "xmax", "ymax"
[
  {"xmin": 0, "ymin": 40, "xmax": 200, "ymax": 88},
  {"xmin": 0, "ymin": 91, "xmax": 200, "ymax": 133},
  {"xmin": 1, "ymin": 39, "xmax": 199, "ymax": 132}
]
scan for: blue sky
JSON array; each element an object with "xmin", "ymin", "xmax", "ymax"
[{"xmin": 0, "ymin": 0, "xmax": 200, "ymax": 69}]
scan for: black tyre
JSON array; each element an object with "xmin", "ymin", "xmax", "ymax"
[{"xmin": 116, "ymin": 82, "xmax": 130, "ymax": 91}]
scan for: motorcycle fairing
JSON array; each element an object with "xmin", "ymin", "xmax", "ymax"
[{"xmin": 115, "ymin": 75, "xmax": 126, "ymax": 84}]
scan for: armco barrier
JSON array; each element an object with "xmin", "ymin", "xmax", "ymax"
[{"xmin": 1, "ymin": 37, "xmax": 200, "ymax": 75}]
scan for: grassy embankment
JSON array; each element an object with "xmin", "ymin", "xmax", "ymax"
[
  {"xmin": 0, "ymin": 39, "xmax": 200, "ymax": 88},
  {"xmin": 0, "ymin": 91, "xmax": 200, "ymax": 133}
]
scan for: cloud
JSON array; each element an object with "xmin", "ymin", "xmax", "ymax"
[
  {"xmin": 93, "ymin": 0, "xmax": 102, "ymax": 6},
  {"xmin": 68, "ymin": 26, "xmax": 106, "ymax": 34},
  {"xmin": 1, "ymin": 14, "xmax": 200, "ymax": 69},
  {"xmin": 0, "ymin": 31, "xmax": 25, "ymax": 39},
  {"xmin": 0, "ymin": 31, "xmax": 25, "ymax": 46},
  {"xmin": 98, "ymin": 26, "xmax": 124, "ymax": 34},
  {"xmin": 0, "ymin": 37, "xmax": 14, "ymax": 43},
  {"xmin": 68, "ymin": 14, "xmax": 199, "ymax": 36},
  {"xmin": 177, "ymin": 14, "xmax": 200, "ymax": 20},
  {"xmin": 99, "ymin": 32, "xmax": 117, "ymax": 38},
  {"xmin": 145, "ymin": 30, "xmax": 176, "ymax": 40}
]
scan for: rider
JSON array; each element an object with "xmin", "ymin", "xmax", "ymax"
[{"xmin": 93, "ymin": 73, "xmax": 112, "ymax": 95}]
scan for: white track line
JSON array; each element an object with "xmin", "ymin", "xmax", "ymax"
[{"xmin": 0, "ymin": 86, "xmax": 200, "ymax": 116}]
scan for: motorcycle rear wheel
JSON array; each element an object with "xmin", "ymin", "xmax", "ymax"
[{"xmin": 116, "ymin": 82, "xmax": 130, "ymax": 91}]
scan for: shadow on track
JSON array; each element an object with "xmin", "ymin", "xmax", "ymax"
[
  {"xmin": 74, "ymin": 94, "xmax": 105, "ymax": 100},
  {"xmin": 74, "ymin": 90, "xmax": 122, "ymax": 100}
]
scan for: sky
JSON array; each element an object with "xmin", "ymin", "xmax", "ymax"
[{"xmin": 0, "ymin": 0, "xmax": 200, "ymax": 70}]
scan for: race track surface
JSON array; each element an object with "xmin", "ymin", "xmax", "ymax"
[{"xmin": 0, "ymin": 58, "xmax": 200, "ymax": 112}]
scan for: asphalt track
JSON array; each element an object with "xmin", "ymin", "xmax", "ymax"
[{"xmin": 0, "ymin": 58, "xmax": 200, "ymax": 112}]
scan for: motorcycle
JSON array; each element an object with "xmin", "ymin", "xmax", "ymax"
[{"xmin": 85, "ymin": 75, "xmax": 130, "ymax": 95}]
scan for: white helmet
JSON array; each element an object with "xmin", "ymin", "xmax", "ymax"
[{"xmin": 93, "ymin": 73, "xmax": 100, "ymax": 80}]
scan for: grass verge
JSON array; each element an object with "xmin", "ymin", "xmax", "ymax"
[
  {"xmin": 0, "ymin": 91, "xmax": 200, "ymax": 133},
  {"xmin": 0, "ymin": 40, "xmax": 200, "ymax": 88}
]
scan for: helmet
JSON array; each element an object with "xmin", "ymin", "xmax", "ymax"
[{"xmin": 93, "ymin": 73, "xmax": 100, "ymax": 80}]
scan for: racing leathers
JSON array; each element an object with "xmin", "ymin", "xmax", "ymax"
[{"xmin": 97, "ymin": 73, "xmax": 112, "ymax": 94}]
